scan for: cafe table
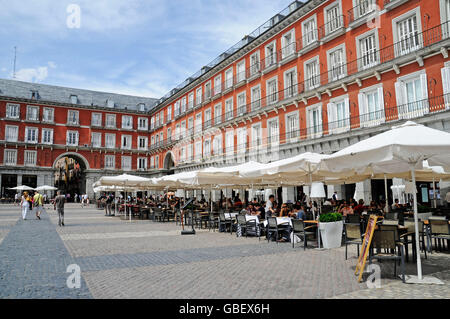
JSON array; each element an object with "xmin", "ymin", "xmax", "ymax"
[{"xmin": 303, "ymin": 220, "xmax": 321, "ymax": 249}]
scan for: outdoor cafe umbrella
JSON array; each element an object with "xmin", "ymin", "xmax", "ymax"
[
  {"xmin": 8, "ymin": 185, "xmax": 35, "ymax": 191},
  {"xmin": 34, "ymin": 185, "xmax": 58, "ymax": 191},
  {"xmin": 322, "ymin": 121, "xmax": 450, "ymax": 283}
]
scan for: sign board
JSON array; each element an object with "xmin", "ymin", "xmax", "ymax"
[{"xmin": 355, "ymin": 215, "xmax": 379, "ymax": 283}]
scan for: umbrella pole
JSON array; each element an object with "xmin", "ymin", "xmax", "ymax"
[
  {"xmin": 411, "ymin": 166, "xmax": 423, "ymax": 280},
  {"xmin": 384, "ymin": 174, "xmax": 389, "ymax": 213},
  {"xmin": 432, "ymin": 177, "xmax": 437, "ymax": 209}
]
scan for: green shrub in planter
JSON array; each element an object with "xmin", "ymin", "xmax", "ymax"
[{"xmin": 319, "ymin": 212, "xmax": 343, "ymax": 223}]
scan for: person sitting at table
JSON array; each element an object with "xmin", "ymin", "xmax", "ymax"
[
  {"xmin": 279, "ymin": 204, "xmax": 290, "ymax": 217},
  {"xmin": 353, "ymin": 199, "xmax": 365, "ymax": 216},
  {"xmin": 391, "ymin": 199, "xmax": 401, "ymax": 211},
  {"xmin": 252, "ymin": 203, "xmax": 265, "ymax": 219},
  {"xmin": 339, "ymin": 201, "xmax": 354, "ymax": 217},
  {"xmin": 289, "ymin": 205, "xmax": 305, "ymax": 220}
]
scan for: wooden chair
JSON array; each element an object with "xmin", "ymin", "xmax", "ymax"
[
  {"xmin": 344, "ymin": 223, "xmax": 363, "ymax": 260},
  {"xmin": 429, "ymin": 219, "xmax": 450, "ymax": 252}
]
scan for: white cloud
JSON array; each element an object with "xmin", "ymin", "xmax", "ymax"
[{"xmin": 15, "ymin": 66, "xmax": 49, "ymax": 82}]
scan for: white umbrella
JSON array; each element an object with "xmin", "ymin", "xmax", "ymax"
[
  {"xmin": 34, "ymin": 185, "xmax": 58, "ymax": 191},
  {"xmin": 323, "ymin": 121, "xmax": 450, "ymax": 283},
  {"xmin": 8, "ymin": 185, "xmax": 34, "ymax": 191}
]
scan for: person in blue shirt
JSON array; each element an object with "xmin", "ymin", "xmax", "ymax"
[{"xmin": 289, "ymin": 204, "xmax": 306, "ymax": 220}]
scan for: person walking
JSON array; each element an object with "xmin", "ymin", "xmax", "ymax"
[
  {"xmin": 15, "ymin": 193, "xmax": 20, "ymax": 206},
  {"xmin": 54, "ymin": 190, "xmax": 66, "ymax": 227},
  {"xmin": 32, "ymin": 190, "xmax": 46, "ymax": 220},
  {"xmin": 20, "ymin": 191, "xmax": 31, "ymax": 220}
]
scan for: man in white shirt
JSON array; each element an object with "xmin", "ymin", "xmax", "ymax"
[{"xmin": 265, "ymin": 195, "xmax": 276, "ymax": 218}]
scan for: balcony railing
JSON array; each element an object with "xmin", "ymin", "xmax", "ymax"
[{"xmin": 319, "ymin": 15, "xmax": 345, "ymax": 40}]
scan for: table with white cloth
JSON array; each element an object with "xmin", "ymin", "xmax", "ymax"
[
  {"xmin": 262, "ymin": 217, "xmax": 292, "ymax": 227},
  {"xmin": 224, "ymin": 212, "xmax": 238, "ymax": 220}
]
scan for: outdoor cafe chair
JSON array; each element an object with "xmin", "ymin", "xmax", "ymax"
[
  {"xmin": 344, "ymin": 222, "xmax": 363, "ymax": 260},
  {"xmin": 429, "ymin": 219, "xmax": 450, "ymax": 252},
  {"xmin": 219, "ymin": 212, "xmax": 233, "ymax": 234},
  {"xmin": 385, "ymin": 212, "xmax": 398, "ymax": 220},
  {"xmin": 369, "ymin": 229, "xmax": 406, "ymax": 283},
  {"xmin": 291, "ymin": 219, "xmax": 315, "ymax": 250},
  {"xmin": 208, "ymin": 212, "xmax": 219, "ymax": 232},
  {"xmin": 266, "ymin": 217, "xmax": 290, "ymax": 244},
  {"xmin": 401, "ymin": 221, "xmax": 428, "ymax": 261},
  {"xmin": 153, "ymin": 207, "xmax": 163, "ymax": 222}
]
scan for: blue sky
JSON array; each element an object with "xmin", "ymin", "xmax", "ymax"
[{"xmin": 0, "ymin": 0, "xmax": 292, "ymax": 98}]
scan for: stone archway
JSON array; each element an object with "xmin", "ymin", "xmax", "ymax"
[
  {"xmin": 52, "ymin": 152, "xmax": 89, "ymax": 201},
  {"xmin": 163, "ymin": 151, "xmax": 175, "ymax": 175}
]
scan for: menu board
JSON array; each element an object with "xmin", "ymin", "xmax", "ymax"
[{"xmin": 355, "ymin": 215, "xmax": 379, "ymax": 283}]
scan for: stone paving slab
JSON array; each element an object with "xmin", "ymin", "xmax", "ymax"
[{"xmin": 0, "ymin": 210, "xmax": 92, "ymax": 299}]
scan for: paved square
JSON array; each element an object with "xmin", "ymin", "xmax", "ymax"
[{"xmin": 0, "ymin": 204, "xmax": 449, "ymax": 299}]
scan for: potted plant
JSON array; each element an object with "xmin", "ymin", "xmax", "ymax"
[{"xmin": 318, "ymin": 212, "xmax": 343, "ymax": 249}]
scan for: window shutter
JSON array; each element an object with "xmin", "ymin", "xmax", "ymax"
[
  {"xmin": 318, "ymin": 106, "xmax": 323, "ymax": 137},
  {"xmin": 358, "ymin": 93, "xmax": 367, "ymax": 127},
  {"xmin": 327, "ymin": 103, "xmax": 335, "ymax": 134},
  {"xmin": 395, "ymin": 81, "xmax": 405, "ymax": 119},
  {"xmin": 377, "ymin": 87, "xmax": 386, "ymax": 123},
  {"xmin": 441, "ymin": 67, "xmax": 450, "ymax": 109},
  {"xmin": 344, "ymin": 98, "xmax": 350, "ymax": 131},
  {"xmin": 420, "ymin": 73, "xmax": 429, "ymax": 114}
]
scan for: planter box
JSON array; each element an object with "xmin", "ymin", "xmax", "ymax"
[{"xmin": 319, "ymin": 220, "xmax": 343, "ymax": 249}]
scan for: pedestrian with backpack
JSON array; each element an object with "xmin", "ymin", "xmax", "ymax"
[{"xmin": 33, "ymin": 190, "xmax": 46, "ymax": 220}]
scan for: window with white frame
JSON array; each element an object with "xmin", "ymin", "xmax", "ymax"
[
  {"xmin": 214, "ymin": 75, "xmax": 222, "ymax": 95},
  {"xmin": 302, "ymin": 15, "xmax": 318, "ymax": 47},
  {"xmin": 138, "ymin": 157, "xmax": 147, "ymax": 170},
  {"xmin": 440, "ymin": 0, "xmax": 450, "ymax": 35},
  {"xmin": 251, "ymin": 85, "xmax": 261, "ymax": 110},
  {"xmin": 214, "ymin": 104, "xmax": 222, "ymax": 124},
  {"xmin": 167, "ymin": 106, "xmax": 172, "ymax": 121},
  {"xmin": 286, "ymin": 112, "xmax": 299, "ymax": 140},
  {"xmin": 91, "ymin": 132, "xmax": 102, "ymax": 147},
  {"xmin": 105, "ymin": 155, "xmax": 115, "ymax": 169},
  {"xmin": 160, "ymin": 111, "xmax": 164, "ymax": 125},
  {"xmin": 122, "ymin": 115, "xmax": 133, "ymax": 129},
  {"xmin": 327, "ymin": 97, "xmax": 350, "ymax": 134},
  {"xmin": 225, "ymin": 130, "xmax": 234, "ymax": 158},
  {"xmin": 187, "ymin": 143, "xmax": 193, "ymax": 161},
  {"xmin": 284, "ymin": 68, "xmax": 297, "ymax": 98},
  {"xmin": 25, "ymin": 127, "xmax": 38, "ymax": 144},
  {"xmin": 251, "ymin": 123, "xmax": 262, "ymax": 150},
  {"xmin": 155, "ymin": 113, "xmax": 160, "ymax": 127},
  {"xmin": 174, "ymin": 100, "xmax": 180, "ymax": 117},
  {"xmin": 188, "ymin": 92, "xmax": 194, "ymax": 109},
  {"xmin": 4, "ymin": 149, "xmax": 17, "ymax": 165},
  {"xmin": 179, "ymin": 120, "xmax": 186, "ymax": 138},
  {"xmin": 91, "ymin": 113, "xmax": 102, "ymax": 127},
  {"xmin": 203, "ymin": 139, "xmax": 211, "ymax": 158},
  {"xmin": 121, "ymin": 156, "xmax": 131, "ymax": 171},
  {"xmin": 237, "ymin": 128, "xmax": 247, "ymax": 154},
  {"xmin": 225, "ymin": 98, "xmax": 234, "ymax": 120},
  {"xmin": 267, "ymin": 118, "xmax": 279, "ymax": 145},
  {"xmin": 267, "ymin": 77, "xmax": 278, "ymax": 104},
  {"xmin": 225, "ymin": 68, "xmax": 233, "ymax": 89},
  {"xmin": 26, "ymin": 105, "xmax": 39, "ymax": 121},
  {"xmin": 151, "ymin": 136, "xmax": 155, "ymax": 147},
  {"xmin": 196, "ymin": 87, "xmax": 202, "ymax": 105},
  {"xmin": 150, "ymin": 156, "xmax": 155, "ymax": 168},
  {"xmin": 187, "ymin": 117, "xmax": 194, "ymax": 134},
  {"xmin": 281, "ymin": 29, "xmax": 296, "ymax": 58},
  {"xmin": 155, "ymin": 155, "xmax": 159, "ymax": 168},
  {"xmin": 175, "ymin": 124, "xmax": 181, "ymax": 140},
  {"xmin": 395, "ymin": 71, "xmax": 429, "ymax": 118},
  {"xmin": 42, "ymin": 128, "xmax": 53, "ymax": 144},
  {"xmin": 67, "ymin": 110, "xmax": 79, "ymax": 125},
  {"xmin": 324, "ymin": 1, "xmax": 342, "ymax": 35},
  {"xmin": 155, "ymin": 133, "xmax": 159, "ymax": 146},
  {"xmin": 5, "ymin": 125, "xmax": 18, "ymax": 142},
  {"xmin": 328, "ymin": 45, "xmax": 346, "ymax": 81},
  {"xmin": 138, "ymin": 103, "xmax": 145, "ymax": 112},
  {"xmin": 180, "ymin": 146, "xmax": 186, "ymax": 162},
  {"xmin": 237, "ymin": 92, "xmax": 246, "ymax": 115},
  {"xmin": 357, "ymin": 31, "xmax": 379, "ymax": 70},
  {"xmin": 121, "ymin": 135, "xmax": 132, "ymax": 149},
  {"xmin": 237, "ymin": 60, "xmax": 246, "ymax": 82},
  {"xmin": 6, "ymin": 103, "xmax": 20, "ymax": 119},
  {"xmin": 353, "ymin": 0, "xmax": 375, "ymax": 21},
  {"xmin": 105, "ymin": 133, "xmax": 115, "ymax": 148},
  {"xmin": 393, "ymin": 8, "xmax": 422, "ymax": 57},
  {"xmin": 66, "ymin": 131, "xmax": 79, "ymax": 146},
  {"xmin": 305, "ymin": 57, "xmax": 320, "ymax": 90},
  {"xmin": 307, "ymin": 104, "xmax": 323, "ymax": 138},
  {"xmin": 24, "ymin": 150, "xmax": 37, "ymax": 166},
  {"xmin": 250, "ymin": 51, "xmax": 260, "ymax": 76},
  {"xmin": 195, "ymin": 141, "xmax": 202, "ymax": 160},
  {"xmin": 42, "ymin": 107, "xmax": 54, "ymax": 123},
  {"xmin": 167, "ymin": 127, "xmax": 172, "ymax": 141},
  {"xmin": 160, "ymin": 132, "xmax": 163, "ymax": 144},
  {"xmin": 358, "ymin": 85, "xmax": 385, "ymax": 127},
  {"xmin": 441, "ymin": 62, "xmax": 450, "ymax": 109},
  {"xmin": 204, "ymin": 109, "xmax": 211, "ymax": 128},
  {"xmin": 106, "ymin": 114, "xmax": 116, "ymax": 128},
  {"xmin": 265, "ymin": 41, "xmax": 277, "ymax": 68},
  {"xmin": 213, "ymin": 134, "xmax": 222, "ymax": 155},
  {"xmin": 138, "ymin": 117, "xmax": 148, "ymax": 130},
  {"xmin": 205, "ymin": 81, "xmax": 212, "ymax": 99},
  {"xmin": 195, "ymin": 113, "xmax": 202, "ymax": 133},
  {"xmin": 181, "ymin": 97, "xmax": 187, "ymax": 113}
]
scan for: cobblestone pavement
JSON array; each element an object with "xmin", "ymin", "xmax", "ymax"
[{"xmin": 0, "ymin": 203, "xmax": 449, "ymax": 299}]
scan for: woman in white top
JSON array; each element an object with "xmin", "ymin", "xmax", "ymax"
[{"xmin": 20, "ymin": 191, "xmax": 30, "ymax": 220}]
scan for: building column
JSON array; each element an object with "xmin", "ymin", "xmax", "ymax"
[
  {"xmin": 17, "ymin": 174, "xmax": 22, "ymax": 186},
  {"xmin": 354, "ymin": 179, "xmax": 372, "ymax": 203}
]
